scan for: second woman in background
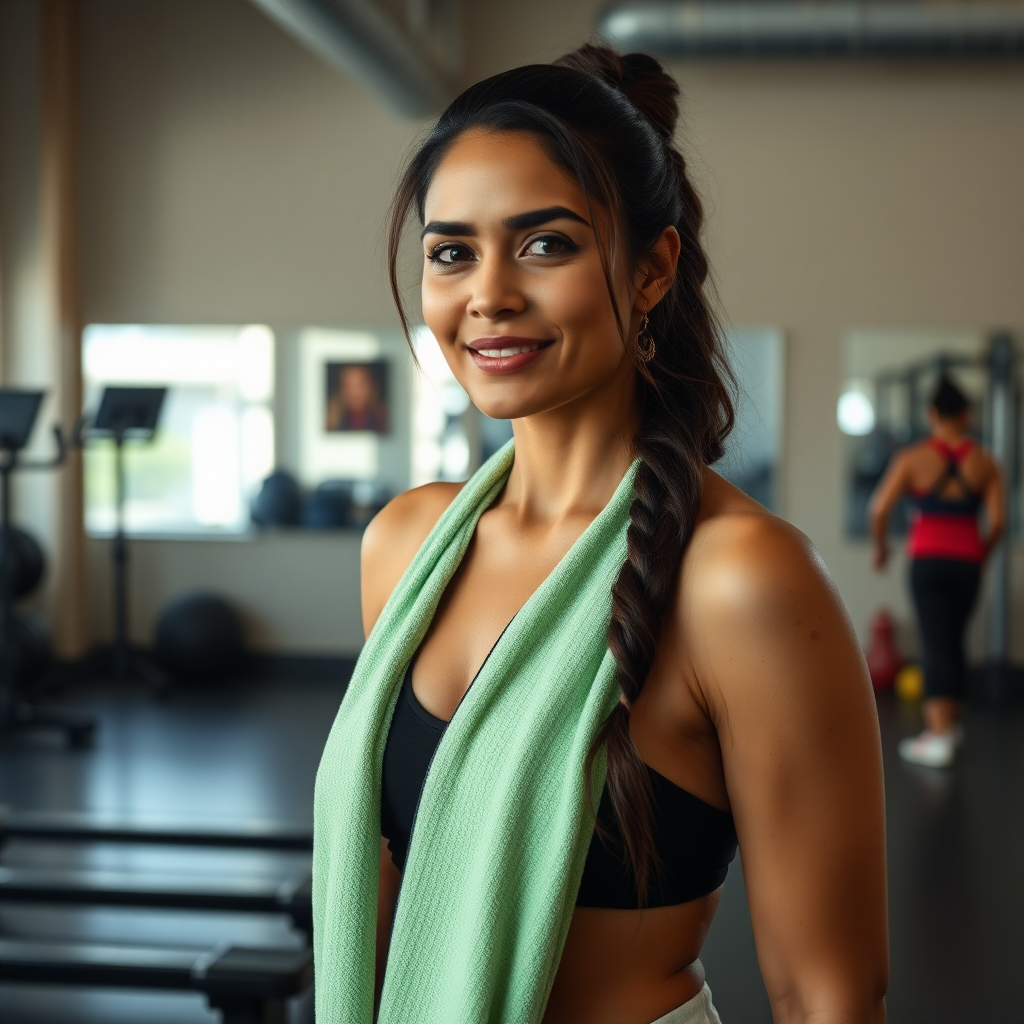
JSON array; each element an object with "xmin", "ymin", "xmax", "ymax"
[{"xmin": 871, "ymin": 374, "xmax": 1003, "ymax": 767}]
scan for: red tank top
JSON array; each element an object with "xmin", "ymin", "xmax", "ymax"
[{"xmin": 907, "ymin": 439, "xmax": 984, "ymax": 563}]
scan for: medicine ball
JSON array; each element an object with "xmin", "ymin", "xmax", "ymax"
[
  {"xmin": 301, "ymin": 481, "xmax": 352, "ymax": 529},
  {"xmin": 251, "ymin": 471, "xmax": 302, "ymax": 527},
  {"xmin": 154, "ymin": 592, "xmax": 245, "ymax": 681},
  {"xmin": 0, "ymin": 528, "xmax": 46, "ymax": 599}
]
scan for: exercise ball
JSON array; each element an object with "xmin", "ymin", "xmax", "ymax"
[
  {"xmin": 0, "ymin": 527, "xmax": 46, "ymax": 599},
  {"xmin": 301, "ymin": 481, "xmax": 352, "ymax": 529},
  {"xmin": 154, "ymin": 592, "xmax": 245, "ymax": 681},
  {"xmin": 251, "ymin": 471, "xmax": 302, "ymax": 527}
]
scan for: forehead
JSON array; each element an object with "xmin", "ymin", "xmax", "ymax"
[{"xmin": 423, "ymin": 130, "xmax": 586, "ymax": 224}]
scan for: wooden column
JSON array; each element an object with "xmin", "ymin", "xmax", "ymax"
[{"xmin": 40, "ymin": 0, "xmax": 86, "ymax": 658}]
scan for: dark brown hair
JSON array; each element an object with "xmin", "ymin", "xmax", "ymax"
[
  {"xmin": 387, "ymin": 44, "xmax": 734, "ymax": 899},
  {"xmin": 931, "ymin": 373, "xmax": 969, "ymax": 419}
]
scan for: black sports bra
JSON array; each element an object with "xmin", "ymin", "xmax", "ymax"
[{"xmin": 380, "ymin": 665, "xmax": 737, "ymax": 909}]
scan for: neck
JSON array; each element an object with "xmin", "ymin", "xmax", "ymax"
[
  {"xmin": 502, "ymin": 363, "xmax": 639, "ymax": 523},
  {"xmin": 932, "ymin": 421, "xmax": 966, "ymax": 444}
]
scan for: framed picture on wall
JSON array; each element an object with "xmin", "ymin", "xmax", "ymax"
[
  {"xmin": 325, "ymin": 360, "xmax": 389, "ymax": 434},
  {"xmin": 300, "ymin": 329, "xmax": 388, "ymax": 483}
]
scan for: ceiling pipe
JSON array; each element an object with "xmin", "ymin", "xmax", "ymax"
[
  {"xmin": 598, "ymin": 1, "xmax": 1024, "ymax": 57},
  {"xmin": 248, "ymin": 0, "xmax": 452, "ymax": 117}
]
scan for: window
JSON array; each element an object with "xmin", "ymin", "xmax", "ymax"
[
  {"xmin": 409, "ymin": 326, "xmax": 513, "ymax": 486},
  {"xmin": 410, "ymin": 326, "xmax": 472, "ymax": 486},
  {"xmin": 82, "ymin": 324, "xmax": 275, "ymax": 537}
]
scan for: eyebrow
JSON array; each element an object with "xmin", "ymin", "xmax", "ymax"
[{"xmin": 421, "ymin": 205, "xmax": 591, "ymax": 239}]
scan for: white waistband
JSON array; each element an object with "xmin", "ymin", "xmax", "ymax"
[{"xmin": 649, "ymin": 982, "xmax": 724, "ymax": 1024}]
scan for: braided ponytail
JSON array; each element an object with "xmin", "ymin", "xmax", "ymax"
[{"xmin": 388, "ymin": 44, "xmax": 734, "ymax": 901}]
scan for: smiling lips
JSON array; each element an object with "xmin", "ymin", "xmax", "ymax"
[{"xmin": 467, "ymin": 337, "xmax": 553, "ymax": 375}]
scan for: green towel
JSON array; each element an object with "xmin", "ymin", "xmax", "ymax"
[{"xmin": 313, "ymin": 440, "xmax": 636, "ymax": 1023}]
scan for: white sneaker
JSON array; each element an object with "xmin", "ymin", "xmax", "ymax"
[{"xmin": 898, "ymin": 730, "xmax": 957, "ymax": 768}]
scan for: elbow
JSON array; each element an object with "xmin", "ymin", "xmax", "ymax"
[
  {"xmin": 778, "ymin": 961, "xmax": 889, "ymax": 1024},
  {"xmin": 869, "ymin": 970, "xmax": 889, "ymax": 1022},
  {"xmin": 861, "ymin": 961, "xmax": 890, "ymax": 1024}
]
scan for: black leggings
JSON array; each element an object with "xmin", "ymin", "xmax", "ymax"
[{"xmin": 910, "ymin": 558, "xmax": 982, "ymax": 701}]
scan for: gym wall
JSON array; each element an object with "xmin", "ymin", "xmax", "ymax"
[{"xmin": 3, "ymin": 0, "xmax": 1024, "ymax": 659}]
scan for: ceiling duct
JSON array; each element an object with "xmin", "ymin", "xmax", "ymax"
[
  {"xmin": 249, "ymin": 0, "xmax": 452, "ymax": 117},
  {"xmin": 598, "ymin": 2, "xmax": 1024, "ymax": 57}
]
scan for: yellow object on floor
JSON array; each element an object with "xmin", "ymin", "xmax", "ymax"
[{"xmin": 895, "ymin": 664, "xmax": 924, "ymax": 702}]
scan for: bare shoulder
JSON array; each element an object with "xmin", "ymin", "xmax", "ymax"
[
  {"xmin": 360, "ymin": 481, "xmax": 464, "ymax": 635},
  {"xmin": 678, "ymin": 470, "xmax": 862, "ymax": 717},
  {"xmin": 969, "ymin": 442, "xmax": 1000, "ymax": 479},
  {"xmin": 684, "ymin": 470, "xmax": 835, "ymax": 611}
]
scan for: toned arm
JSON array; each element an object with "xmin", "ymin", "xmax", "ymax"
[
  {"xmin": 683, "ymin": 515, "xmax": 888, "ymax": 1023},
  {"xmin": 868, "ymin": 453, "xmax": 909, "ymax": 571}
]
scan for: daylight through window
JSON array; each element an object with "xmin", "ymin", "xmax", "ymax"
[{"xmin": 82, "ymin": 324, "xmax": 275, "ymax": 536}]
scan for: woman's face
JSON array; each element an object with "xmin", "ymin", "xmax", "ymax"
[
  {"xmin": 341, "ymin": 366, "xmax": 376, "ymax": 411},
  {"xmin": 420, "ymin": 130, "xmax": 637, "ymax": 422}
]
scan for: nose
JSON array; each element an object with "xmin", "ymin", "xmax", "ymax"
[{"xmin": 466, "ymin": 253, "xmax": 526, "ymax": 320}]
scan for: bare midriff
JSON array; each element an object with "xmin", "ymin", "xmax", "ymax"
[{"xmin": 542, "ymin": 891, "xmax": 721, "ymax": 1024}]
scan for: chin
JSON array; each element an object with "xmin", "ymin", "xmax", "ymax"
[
  {"xmin": 470, "ymin": 393, "xmax": 537, "ymax": 421},
  {"xmin": 469, "ymin": 387, "xmax": 576, "ymax": 424}
]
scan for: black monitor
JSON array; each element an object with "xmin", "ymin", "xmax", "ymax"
[
  {"xmin": 0, "ymin": 389, "xmax": 45, "ymax": 453},
  {"xmin": 93, "ymin": 387, "xmax": 167, "ymax": 440}
]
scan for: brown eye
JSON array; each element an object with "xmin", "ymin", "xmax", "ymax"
[
  {"xmin": 431, "ymin": 244, "xmax": 474, "ymax": 265},
  {"xmin": 524, "ymin": 236, "xmax": 575, "ymax": 257}
]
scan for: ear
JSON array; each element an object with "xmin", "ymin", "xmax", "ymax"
[{"xmin": 634, "ymin": 226, "xmax": 681, "ymax": 314}]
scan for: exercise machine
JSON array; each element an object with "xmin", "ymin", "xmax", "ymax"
[
  {"xmin": 0, "ymin": 865, "xmax": 313, "ymax": 942},
  {"xmin": 0, "ymin": 805, "xmax": 314, "ymax": 1019},
  {"xmin": 85, "ymin": 386, "xmax": 169, "ymax": 688},
  {"xmin": 0, "ymin": 806, "xmax": 312, "ymax": 852},
  {"xmin": 0, "ymin": 938, "xmax": 312, "ymax": 1024},
  {"xmin": 0, "ymin": 389, "xmax": 94, "ymax": 745}
]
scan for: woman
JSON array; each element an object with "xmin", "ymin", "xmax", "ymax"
[
  {"xmin": 870, "ymin": 374, "xmax": 1003, "ymax": 768},
  {"xmin": 314, "ymin": 46, "xmax": 887, "ymax": 1024}
]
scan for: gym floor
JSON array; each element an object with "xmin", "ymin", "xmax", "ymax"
[{"xmin": 1, "ymin": 674, "xmax": 1022, "ymax": 1023}]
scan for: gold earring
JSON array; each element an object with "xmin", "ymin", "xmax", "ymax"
[{"xmin": 636, "ymin": 307, "xmax": 656, "ymax": 364}]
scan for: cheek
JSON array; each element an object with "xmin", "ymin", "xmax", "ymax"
[
  {"xmin": 542, "ymin": 264, "xmax": 625, "ymax": 360},
  {"xmin": 420, "ymin": 273, "xmax": 463, "ymax": 343}
]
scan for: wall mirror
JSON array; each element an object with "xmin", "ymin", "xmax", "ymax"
[
  {"xmin": 840, "ymin": 328, "xmax": 1019, "ymax": 539},
  {"xmin": 715, "ymin": 326, "xmax": 785, "ymax": 512}
]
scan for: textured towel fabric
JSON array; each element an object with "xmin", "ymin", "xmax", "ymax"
[{"xmin": 312, "ymin": 440, "xmax": 637, "ymax": 1023}]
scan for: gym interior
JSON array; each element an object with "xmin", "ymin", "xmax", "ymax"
[{"xmin": 1, "ymin": 1, "xmax": 1023, "ymax": 1021}]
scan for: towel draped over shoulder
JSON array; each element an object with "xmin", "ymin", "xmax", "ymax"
[{"xmin": 313, "ymin": 441, "xmax": 637, "ymax": 1023}]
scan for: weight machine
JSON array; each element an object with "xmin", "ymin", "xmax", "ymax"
[{"xmin": 0, "ymin": 388, "xmax": 93, "ymax": 745}]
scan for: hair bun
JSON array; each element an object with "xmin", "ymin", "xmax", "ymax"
[{"xmin": 555, "ymin": 44, "xmax": 680, "ymax": 143}]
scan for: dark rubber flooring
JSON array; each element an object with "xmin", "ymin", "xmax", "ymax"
[{"xmin": 1, "ymin": 676, "xmax": 1022, "ymax": 1023}]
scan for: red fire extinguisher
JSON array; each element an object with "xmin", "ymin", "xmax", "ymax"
[{"xmin": 865, "ymin": 609, "xmax": 901, "ymax": 690}]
